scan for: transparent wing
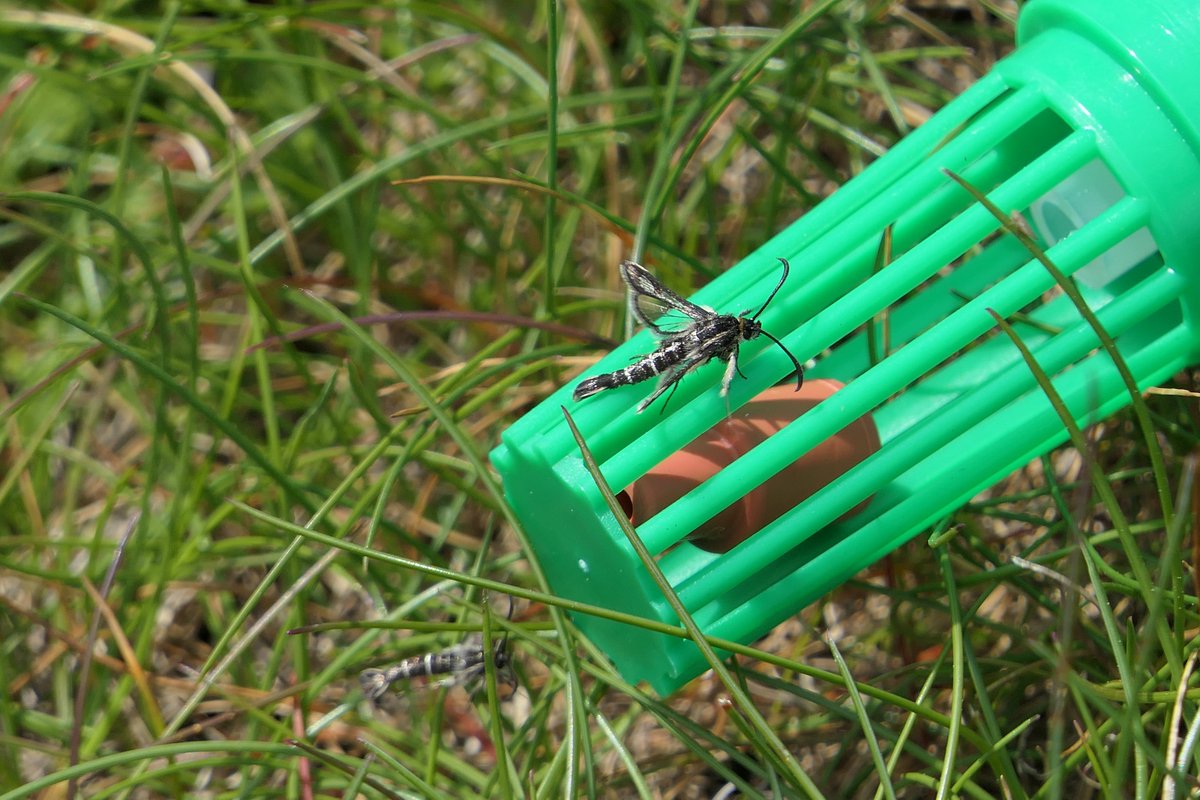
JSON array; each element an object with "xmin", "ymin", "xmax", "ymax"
[{"xmin": 620, "ymin": 261, "xmax": 712, "ymax": 334}]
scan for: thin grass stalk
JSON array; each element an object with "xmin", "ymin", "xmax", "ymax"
[{"xmin": 828, "ymin": 635, "xmax": 897, "ymax": 800}]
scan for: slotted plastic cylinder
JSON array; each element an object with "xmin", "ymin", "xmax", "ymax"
[{"xmin": 491, "ymin": 0, "xmax": 1200, "ymax": 694}]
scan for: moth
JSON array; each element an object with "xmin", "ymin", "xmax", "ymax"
[
  {"xmin": 360, "ymin": 633, "xmax": 512, "ymax": 700},
  {"xmin": 573, "ymin": 258, "xmax": 803, "ymax": 412}
]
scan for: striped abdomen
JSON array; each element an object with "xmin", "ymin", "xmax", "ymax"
[
  {"xmin": 573, "ymin": 337, "xmax": 693, "ymax": 401},
  {"xmin": 360, "ymin": 638, "xmax": 505, "ymax": 699}
]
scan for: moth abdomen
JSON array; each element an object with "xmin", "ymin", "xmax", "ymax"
[
  {"xmin": 573, "ymin": 339, "xmax": 689, "ymax": 401},
  {"xmin": 361, "ymin": 636, "xmax": 511, "ymax": 700}
]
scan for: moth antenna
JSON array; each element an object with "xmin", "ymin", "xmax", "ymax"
[
  {"xmin": 751, "ymin": 257, "xmax": 790, "ymax": 320},
  {"xmin": 759, "ymin": 329, "xmax": 805, "ymax": 391}
]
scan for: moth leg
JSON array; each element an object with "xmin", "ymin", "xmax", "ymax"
[
  {"xmin": 636, "ymin": 377, "xmax": 675, "ymax": 413},
  {"xmin": 498, "ymin": 665, "xmax": 519, "ymax": 698},
  {"xmin": 658, "ymin": 378, "xmax": 684, "ymax": 416},
  {"xmin": 733, "ymin": 349, "xmax": 748, "ymax": 381},
  {"xmin": 430, "ymin": 675, "xmax": 462, "ymax": 691},
  {"xmin": 720, "ymin": 351, "xmax": 740, "ymax": 397},
  {"xmin": 637, "ymin": 364, "xmax": 690, "ymax": 413}
]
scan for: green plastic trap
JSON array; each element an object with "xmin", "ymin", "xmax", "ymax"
[{"xmin": 491, "ymin": 0, "xmax": 1200, "ymax": 695}]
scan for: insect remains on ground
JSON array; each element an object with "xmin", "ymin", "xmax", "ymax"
[
  {"xmin": 360, "ymin": 632, "xmax": 512, "ymax": 699},
  {"xmin": 573, "ymin": 257, "xmax": 803, "ymax": 412}
]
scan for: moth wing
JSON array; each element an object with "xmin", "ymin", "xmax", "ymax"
[{"xmin": 620, "ymin": 260, "xmax": 711, "ymax": 334}]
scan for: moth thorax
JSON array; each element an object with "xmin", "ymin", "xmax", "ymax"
[{"xmin": 739, "ymin": 317, "xmax": 763, "ymax": 340}]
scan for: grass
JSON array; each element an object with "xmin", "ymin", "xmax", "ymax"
[{"xmin": 1, "ymin": 1, "xmax": 1198, "ymax": 798}]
